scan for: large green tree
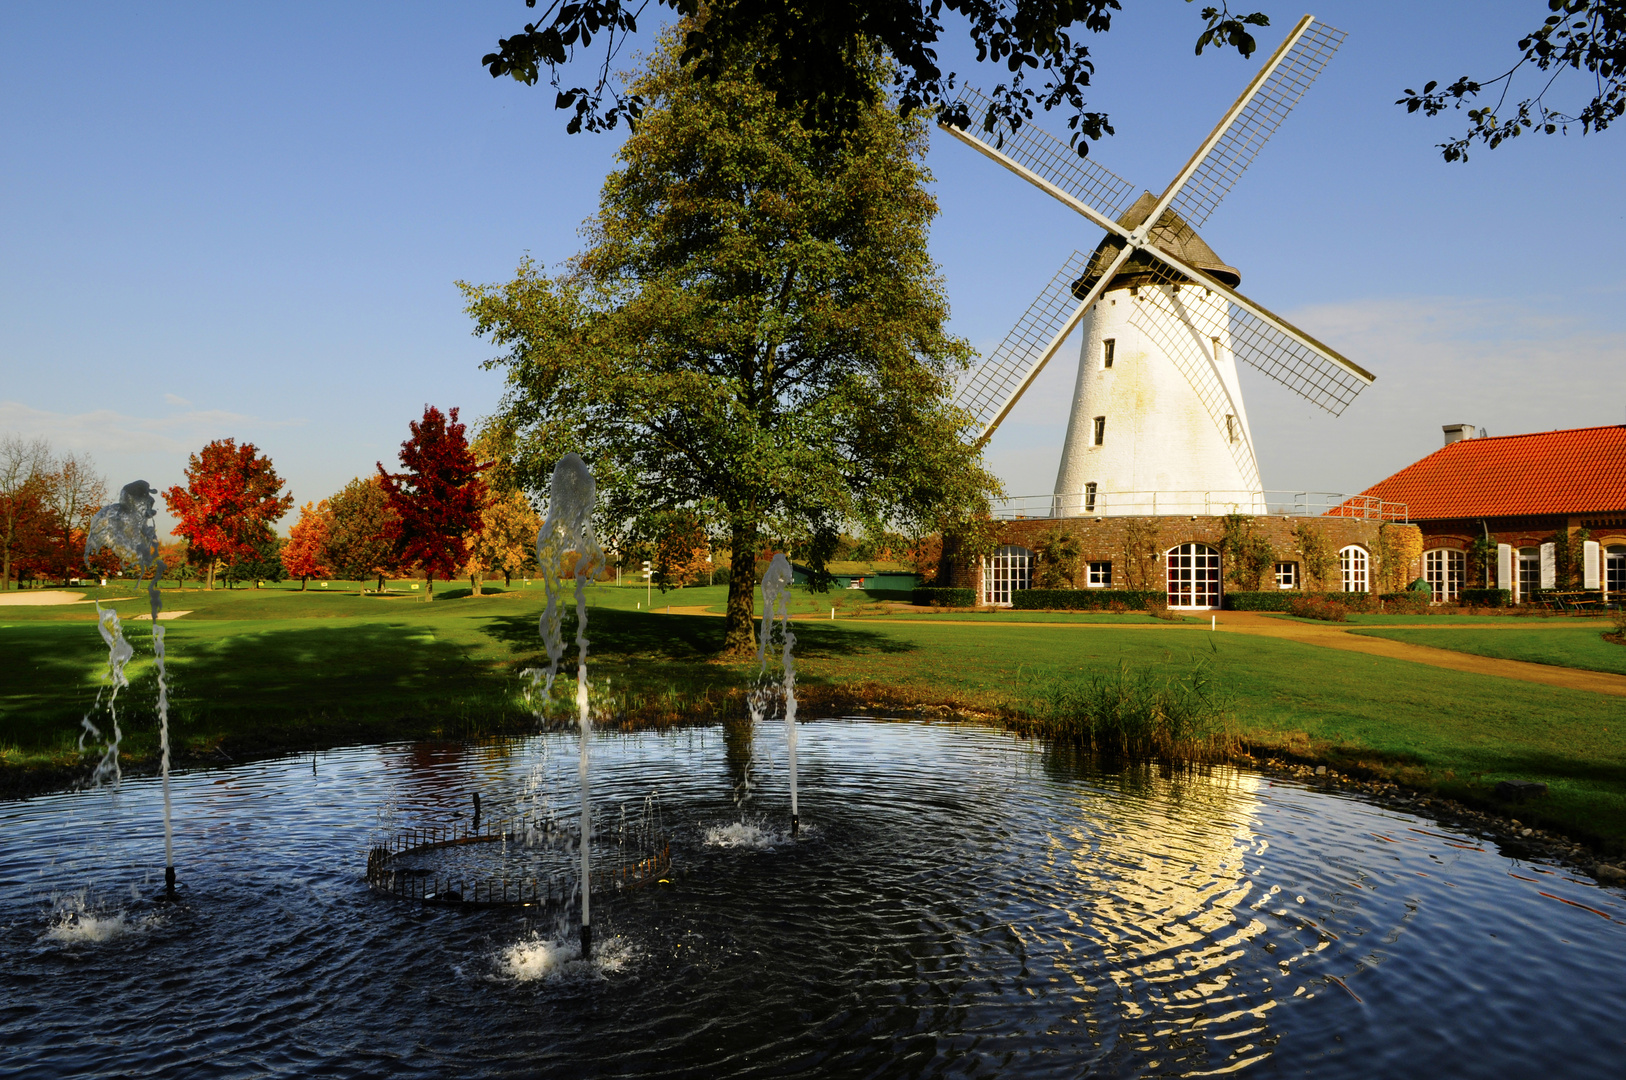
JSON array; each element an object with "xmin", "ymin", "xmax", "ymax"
[{"xmin": 464, "ymin": 28, "xmax": 995, "ymax": 652}]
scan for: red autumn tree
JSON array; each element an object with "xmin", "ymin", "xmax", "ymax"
[
  {"xmin": 163, "ymin": 439, "xmax": 294, "ymax": 590},
  {"xmin": 377, "ymin": 405, "xmax": 488, "ymax": 600},
  {"xmin": 281, "ymin": 500, "xmax": 332, "ymax": 590}
]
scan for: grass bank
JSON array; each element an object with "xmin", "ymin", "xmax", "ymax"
[
  {"xmin": 1351, "ymin": 625, "xmax": 1626, "ymax": 676},
  {"xmin": 3, "ymin": 587, "xmax": 1623, "ymax": 848}
]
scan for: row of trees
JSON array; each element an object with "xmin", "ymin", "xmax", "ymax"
[{"xmin": 0, "ymin": 435, "xmax": 112, "ymax": 588}]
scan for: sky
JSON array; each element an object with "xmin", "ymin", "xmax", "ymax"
[{"xmin": 3, "ymin": 2, "xmax": 1623, "ymax": 536}]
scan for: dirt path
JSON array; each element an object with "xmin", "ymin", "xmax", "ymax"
[
  {"xmin": 651, "ymin": 604, "xmax": 1626, "ymax": 695},
  {"xmin": 1210, "ymin": 611, "xmax": 1626, "ymax": 697}
]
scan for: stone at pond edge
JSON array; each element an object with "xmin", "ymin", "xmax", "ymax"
[
  {"xmin": 1494, "ymin": 779, "xmax": 1548, "ymax": 802},
  {"xmin": 1594, "ymin": 863, "xmax": 1626, "ymax": 884}
]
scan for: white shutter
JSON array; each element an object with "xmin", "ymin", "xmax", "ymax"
[
  {"xmin": 1498, "ymin": 544, "xmax": 1514, "ymax": 599},
  {"xmin": 1539, "ymin": 543, "xmax": 1557, "ymax": 590},
  {"xmin": 1583, "ymin": 540, "xmax": 1601, "ymax": 589}
]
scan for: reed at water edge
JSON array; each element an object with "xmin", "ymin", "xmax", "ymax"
[{"xmin": 1007, "ymin": 661, "xmax": 1239, "ymax": 764}]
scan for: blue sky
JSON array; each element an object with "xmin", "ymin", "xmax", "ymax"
[{"xmin": 3, "ymin": 3, "xmax": 1622, "ymax": 535}]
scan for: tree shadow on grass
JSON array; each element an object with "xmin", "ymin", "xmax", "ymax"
[{"xmin": 474, "ymin": 608, "xmax": 917, "ymax": 662}]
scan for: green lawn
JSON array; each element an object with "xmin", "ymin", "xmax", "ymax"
[
  {"xmin": 1352, "ymin": 625, "xmax": 1626, "ymax": 677},
  {"xmin": 3, "ymin": 586, "xmax": 1623, "ymax": 845}
]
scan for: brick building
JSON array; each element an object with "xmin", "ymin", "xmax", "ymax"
[
  {"xmin": 969, "ymin": 511, "xmax": 1420, "ymax": 609},
  {"xmin": 1353, "ymin": 424, "xmax": 1626, "ymax": 602}
]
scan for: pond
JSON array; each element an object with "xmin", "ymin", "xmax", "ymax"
[{"xmin": 3, "ymin": 718, "xmax": 1623, "ymax": 1078}]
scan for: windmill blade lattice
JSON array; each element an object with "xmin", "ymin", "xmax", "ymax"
[
  {"xmin": 1129, "ymin": 244, "xmax": 1372, "ymax": 416},
  {"xmin": 1166, "ymin": 20, "xmax": 1347, "ymax": 227},
  {"xmin": 1127, "ymin": 289, "xmax": 1262, "ymax": 491},
  {"xmin": 1226, "ymin": 304, "xmax": 1368, "ymax": 416},
  {"xmin": 954, "ymin": 251, "xmax": 1096, "ymax": 436},
  {"xmin": 949, "ymin": 88, "xmax": 1141, "ymax": 222}
]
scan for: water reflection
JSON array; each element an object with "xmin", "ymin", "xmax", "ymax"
[{"xmin": 2, "ymin": 720, "xmax": 1623, "ymax": 1079}]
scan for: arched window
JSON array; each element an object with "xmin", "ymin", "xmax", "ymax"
[
  {"xmin": 1424, "ymin": 549, "xmax": 1464, "ymax": 602},
  {"xmin": 1339, "ymin": 545, "xmax": 1368, "ymax": 593},
  {"xmin": 982, "ymin": 545, "xmax": 1032, "ymax": 606},
  {"xmin": 1166, "ymin": 543, "xmax": 1221, "ymax": 608}
]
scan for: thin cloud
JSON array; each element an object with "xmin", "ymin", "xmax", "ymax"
[{"xmin": 0, "ymin": 401, "xmax": 309, "ymax": 457}]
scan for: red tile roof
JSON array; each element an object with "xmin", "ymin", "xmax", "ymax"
[{"xmin": 1357, "ymin": 425, "xmax": 1626, "ymax": 520}]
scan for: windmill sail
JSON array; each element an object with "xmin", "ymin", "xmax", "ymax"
[
  {"xmin": 954, "ymin": 251, "xmax": 1096, "ymax": 438},
  {"xmin": 1165, "ymin": 19, "xmax": 1347, "ymax": 227}
]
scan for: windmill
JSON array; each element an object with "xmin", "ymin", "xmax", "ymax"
[{"xmin": 942, "ymin": 15, "xmax": 1373, "ymax": 518}]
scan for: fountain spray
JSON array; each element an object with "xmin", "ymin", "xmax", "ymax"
[
  {"xmin": 751, "ymin": 554, "xmax": 800, "ymax": 835},
  {"xmin": 534, "ymin": 454, "xmax": 604, "ymax": 959},
  {"xmin": 84, "ymin": 481, "xmax": 174, "ymax": 895}
]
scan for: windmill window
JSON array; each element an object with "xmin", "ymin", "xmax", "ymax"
[
  {"xmin": 1092, "ymin": 416, "xmax": 1106, "ymax": 446},
  {"xmin": 1084, "ymin": 482, "xmax": 1097, "ymax": 512},
  {"xmin": 1424, "ymin": 549, "xmax": 1464, "ymax": 602},
  {"xmin": 1339, "ymin": 545, "xmax": 1369, "ymax": 593},
  {"xmin": 981, "ymin": 545, "xmax": 1032, "ymax": 606},
  {"xmin": 1274, "ymin": 561, "xmax": 1298, "ymax": 589},
  {"xmin": 1087, "ymin": 561, "xmax": 1112, "ymax": 587},
  {"xmin": 1166, "ymin": 543, "xmax": 1221, "ymax": 608},
  {"xmin": 1102, "ymin": 339, "xmax": 1115, "ymax": 369}
]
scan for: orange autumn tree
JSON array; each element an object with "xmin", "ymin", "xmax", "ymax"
[
  {"xmin": 281, "ymin": 500, "xmax": 332, "ymax": 590},
  {"xmin": 163, "ymin": 439, "xmax": 293, "ymax": 589}
]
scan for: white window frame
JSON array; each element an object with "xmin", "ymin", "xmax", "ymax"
[
  {"xmin": 982, "ymin": 545, "xmax": 1032, "ymax": 606},
  {"xmin": 1273, "ymin": 561, "xmax": 1297, "ymax": 590},
  {"xmin": 1517, "ymin": 546, "xmax": 1541, "ymax": 598},
  {"xmin": 1424, "ymin": 548, "xmax": 1464, "ymax": 603},
  {"xmin": 1167, "ymin": 543, "xmax": 1221, "ymax": 609},
  {"xmin": 1102, "ymin": 338, "xmax": 1115, "ymax": 369},
  {"xmin": 1084, "ymin": 482, "xmax": 1097, "ymax": 512},
  {"xmin": 1087, "ymin": 561, "xmax": 1112, "ymax": 588},
  {"xmin": 1606, "ymin": 545, "xmax": 1626, "ymax": 595},
  {"xmin": 1092, "ymin": 416, "xmax": 1106, "ymax": 446},
  {"xmin": 1339, "ymin": 545, "xmax": 1369, "ymax": 593}
]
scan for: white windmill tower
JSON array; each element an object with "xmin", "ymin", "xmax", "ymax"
[{"xmin": 943, "ymin": 15, "xmax": 1373, "ymax": 518}]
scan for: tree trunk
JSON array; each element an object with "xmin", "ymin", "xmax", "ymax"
[
  {"xmin": 504, "ymin": 569, "xmax": 512, "ymax": 587},
  {"xmin": 207, "ymin": 561, "xmax": 216, "ymax": 590},
  {"xmin": 471, "ymin": 572, "xmax": 482, "ymax": 597},
  {"xmin": 300, "ymin": 575, "xmax": 308, "ymax": 591},
  {"xmin": 425, "ymin": 575, "xmax": 433, "ymax": 602},
  {"xmin": 376, "ymin": 573, "xmax": 384, "ymax": 594},
  {"xmin": 723, "ymin": 518, "xmax": 760, "ymax": 655}
]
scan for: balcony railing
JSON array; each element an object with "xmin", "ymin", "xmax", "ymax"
[{"xmin": 991, "ymin": 490, "xmax": 1409, "ymax": 522}]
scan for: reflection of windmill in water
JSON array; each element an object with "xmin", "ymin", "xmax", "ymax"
[{"xmin": 944, "ymin": 15, "xmax": 1374, "ymax": 517}]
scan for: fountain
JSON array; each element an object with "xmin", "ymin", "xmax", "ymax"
[
  {"xmin": 749, "ymin": 553, "xmax": 801, "ymax": 835},
  {"xmin": 532, "ymin": 453, "xmax": 604, "ymax": 958},
  {"xmin": 83, "ymin": 480, "xmax": 174, "ymax": 896}
]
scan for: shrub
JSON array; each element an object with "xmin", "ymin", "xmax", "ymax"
[
  {"xmin": 1010, "ymin": 661, "xmax": 1238, "ymax": 762},
  {"xmin": 1223, "ymin": 591, "xmax": 1296, "ymax": 612},
  {"xmin": 1409, "ymin": 577, "xmax": 1431, "ymax": 593},
  {"xmin": 1381, "ymin": 591, "xmax": 1430, "ymax": 613},
  {"xmin": 1461, "ymin": 588, "xmax": 1511, "ymax": 608},
  {"xmin": 912, "ymin": 586, "xmax": 975, "ymax": 607},
  {"xmin": 1288, "ymin": 595, "xmax": 1348, "ymax": 621},
  {"xmin": 1013, "ymin": 589, "xmax": 1163, "ymax": 611}
]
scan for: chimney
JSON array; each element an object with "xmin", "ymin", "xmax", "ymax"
[{"xmin": 1442, "ymin": 424, "xmax": 1476, "ymax": 446}]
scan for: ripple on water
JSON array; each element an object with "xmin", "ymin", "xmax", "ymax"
[{"xmin": 1, "ymin": 719, "xmax": 1624, "ymax": 1079}]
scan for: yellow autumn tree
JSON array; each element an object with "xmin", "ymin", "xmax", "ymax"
[{"xmin": 466, "ymin": 489, "xmax": 541, "ymax": 594}]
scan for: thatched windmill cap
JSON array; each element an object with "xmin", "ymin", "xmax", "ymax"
[{"xmin": 1072, "ymin": 191, "xmax": 1242, "ymax": 296}]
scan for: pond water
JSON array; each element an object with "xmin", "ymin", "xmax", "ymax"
[{"xmin": 3, "ymin": 719, "xmax": 1623, "ymax": 1078}]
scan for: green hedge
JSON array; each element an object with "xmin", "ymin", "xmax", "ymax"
[
  {"xmin": 1012, "ymin": 589, "xmax": 1164, "ymax": 610},
  {"xmin": 1223, "ymin": 591, "xmax": 1358, "ymax": 611},
  {"xmin": 1461, "ymin": 588, "xmax": 1511, "ymax": 607},
  {"xmin": 912, "ymin": 587, "xmax": 976, "ymax": 607}
]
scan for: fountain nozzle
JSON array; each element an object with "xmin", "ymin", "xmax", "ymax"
[
  {"xmin": 164, "ymin": 866, "xmax": 176, "ymax": 895},
  {"xmin": 580, "ymin": 922, "xmax": 592, "ymax": 961},
  {"xmin": 791, "ymin": 814, "xmax": 799, "ymax": 837}
]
